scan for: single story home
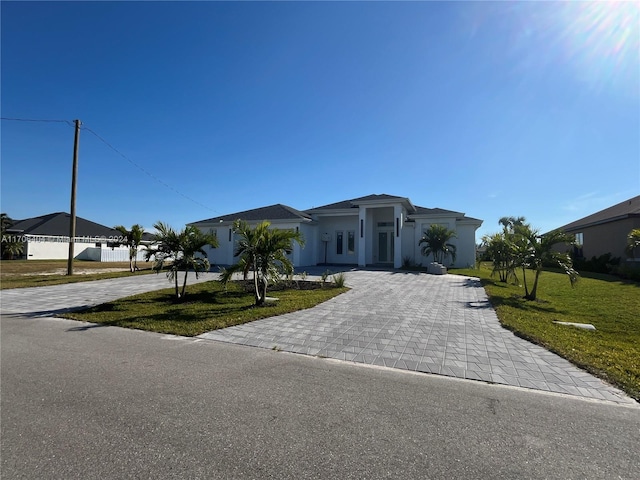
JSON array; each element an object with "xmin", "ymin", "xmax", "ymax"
[
  {"xmin": 554, "ymin": 195, "xmax": 640, "ymax": 261},
  {"xmin": 6, "ymin": 212, "xmax": 154, "ymax": 261},
  {"xmin": 190, "ymin": 194, "xmax": 482, "ymax": 269}
]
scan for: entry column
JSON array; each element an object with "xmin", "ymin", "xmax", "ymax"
[{"xmin": 393, "ymin": 205, "xmax": 403, "ymax": 268}]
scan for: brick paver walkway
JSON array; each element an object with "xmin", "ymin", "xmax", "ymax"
[{"xmin": 199, "ymin": 270, "xmax": 635, "ymax": 405}]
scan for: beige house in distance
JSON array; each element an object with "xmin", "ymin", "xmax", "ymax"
[{"xmin": 555, "ymin": 195, "xmax": 640, "ymax": 261}]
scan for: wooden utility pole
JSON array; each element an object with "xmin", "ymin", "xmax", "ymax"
[{"xmin": 67, "ymin": 119, "xmax": 81, "ymax": 276}]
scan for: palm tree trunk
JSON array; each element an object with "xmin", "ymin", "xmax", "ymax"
[
  {"xmin": 174, "ymin": 271, "xmax": 180, "ymax": 299},
  {"xmin": 260, "ymin": 276, "xmax": 268, "ymax": 304},
  {"xmin": 526, "ymin": 268, "xmax": 541, "ymax": 300},
  {"xmin": 521, "ymin": 266, "xmax": 529, "ymax": 297},
  {"xmin": 253, "ymin": 260, "xmax": 261, "ymax": 305},
  {"xmin": 181, "ymin": 269, "xmax": 189, "ymax": 298}
]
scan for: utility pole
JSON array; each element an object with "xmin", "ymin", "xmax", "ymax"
[{"xmin": 67, "ymin": 119, "xmax": 81, "ymax": 276}]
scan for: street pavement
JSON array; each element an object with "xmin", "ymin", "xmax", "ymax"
[
  {"xmin": 2, "ymin": 314, "xmax": 639, "ymax": 479},
  {"xmin": 1, "ymin": 269, "xmax": 635, "ymax": 406}
]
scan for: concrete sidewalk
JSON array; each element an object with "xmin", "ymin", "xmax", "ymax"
[{"xmin": 199, "ymin": 270, "xmax": 635, "ymax": 405}]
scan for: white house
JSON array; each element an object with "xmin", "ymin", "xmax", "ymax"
[
  {"xmin": 190, "ymin": 194, "xmax": 482, "ymax": 269},
  {"xmin": 6, "ymin": 212, "xmax": 153, "ymax": 261}
]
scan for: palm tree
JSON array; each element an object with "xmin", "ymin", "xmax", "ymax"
[
  {"xmin": 482, "ymin": 232, "xmax": 518, "ymax": 283},
  {"xmin": 419, "ymin": 224, "xmax": 457, "ymax": 265},
  {"xmin": 515, "ymin": 225, "xmax": 579, "ymax": 301},
  {"xmin": 1, "ymin": 213, "xmax": 23, "ymax": 260},
  {"xmin": 626, "ymin": 229, "xmax": 640, "ymax": 258},
  {"xmin": 499, "ymin": 216, "xmax": 526, "ymax": 232},
  {"xmin": 145, "ymin": 222, "xmax": 218, "ymax": 301},
  {"xmin": 114, "ymin": 224, "xmax": 145, "ymax": 272},
  {"xmin": 220, "ymin": 220, "xmax": 304, "ymax": 306}
]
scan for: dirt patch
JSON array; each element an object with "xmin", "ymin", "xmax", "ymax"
[{"xmin": 16, "ymin": 268, "xmax": 129, "ymax": 276}]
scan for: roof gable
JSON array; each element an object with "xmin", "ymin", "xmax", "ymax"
[
  {"xmin": 306, "ymin": 194, "xmax": 412, "ymax": 212},
  {"xmin": 191, "ymin": 204, "xmax": 311, "ymax": 225}
]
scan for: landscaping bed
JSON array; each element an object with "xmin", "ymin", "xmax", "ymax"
[{"xmin": 63, "ymin": 280, "xmax": 348, "ymax": 337}]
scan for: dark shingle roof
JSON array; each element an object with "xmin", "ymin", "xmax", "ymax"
[
  {"xmin": 8, "ymin": 212, "xmax": 122, "ymax": 238},
  {"xmin": 412, "ymin": 206, "xmax": 463, "ymax": 216},
  {"xmin": 306, "ymin": 194, "xmax": 409, "ymax": 212},
  {"xmin": 556, "ymin": 195, "xmax": 640, "ymax": 232},
  {"xmin": 190, "ymin": 204, "xmax": 311, "ymax": 225}
]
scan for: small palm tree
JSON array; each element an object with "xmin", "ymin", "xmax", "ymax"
[
  {"xmin": 220, "ymin": 220, "xmax": 304, "ymax": 306},
  {"xmin": 482, "ymin": 232, "xmax": 518, "ymax": 283},
  {"xmin": 145, "ymin": 222, "xmax": 218, "ymax": 301},
  {"xmin": 419, "ymin": 224, "xmax": 457, "ymax": 265},
  {"xmin": 3, "ymin": 239, "xmax": 24, "ymax": 260},
  {"xmin": 114, "ymin": 224, "xmax": 145, "ymax": 272},
  {"xmin": 515, "ymin": 225, "xmax": 579, "ymax": 301},
  {"xmin": 1, "ymin": 213, "xmax": 23, "ymax": 260},
  {"xmin": 626, "ymin": 229, "xmax": 640, "ymax": 258}
]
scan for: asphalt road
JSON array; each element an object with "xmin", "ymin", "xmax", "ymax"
[{"xmin": 2, "ymin": 314, "xmax": 639, "ymax": 479}]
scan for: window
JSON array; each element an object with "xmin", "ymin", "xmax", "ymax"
[
  {"xmin": 347, "ymin": 231, "xmax": 355, "ymax": 254},
  {"xmin": 336, "ymin": 231, "xmax": 343, "ymax": 255},
  {"xmin": 573, "ymin": 232, "xmax": 584, "ymax": 259}
]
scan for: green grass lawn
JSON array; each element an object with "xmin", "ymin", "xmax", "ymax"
[
  {"xmin": 450, "ymin": 264, "xmax": 640, "ymax": 401},
  {"xmin": 0, "ymin": 260, "xmax": 156, "ymax": 289},
  {"xmin": 64, "ymin": 281, "xmax": 348, "ymax": 337}
]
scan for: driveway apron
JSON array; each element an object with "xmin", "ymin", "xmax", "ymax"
[{"xmin": 199, "ymin": 270, "xmax": 634, "ymax": 405}]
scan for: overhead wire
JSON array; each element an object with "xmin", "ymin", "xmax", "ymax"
[{"xmin": 1, "ymin": 116, "xmax": 220, "ymax": 215}]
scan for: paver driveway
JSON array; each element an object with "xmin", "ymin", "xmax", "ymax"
[{"xmin": 200, "ymin": 270, "xmax": 635, "ymax": 405}]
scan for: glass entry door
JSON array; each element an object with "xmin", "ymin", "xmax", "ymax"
[{"xmin": 377, "ymin": 231, "xmax": 394, "ymax": 263}]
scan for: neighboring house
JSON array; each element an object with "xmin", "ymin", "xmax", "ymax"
[
  {"xmin": 6, "ymin": 212, "xmax": 154, "ymax": 261},
  {"xmin": 190, "ymin": 194, "xmax": 482, "ymax": 269},
  {"xmin": 554, "ymin": 195, "xmax": 640, "ymax": 261}
]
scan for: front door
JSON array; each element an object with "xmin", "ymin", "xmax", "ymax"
[{"xmin": 377, "ymin": 230, "xmax": 394, "ymax": 263}]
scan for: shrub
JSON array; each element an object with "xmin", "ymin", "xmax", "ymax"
[
  {"xmin": 571, "ymin": 253, "xmax": 621, "ymax": 274},
  {"xmin": 321, "ymin": 269, "xmax": 332, "ymax": 286},
  {"xmin": 332, "ymin": 272, "xmax": 346, "ymax": 288}
]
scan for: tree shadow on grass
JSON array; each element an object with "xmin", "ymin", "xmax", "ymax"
[{"xmin": 487, "ymin": 294, "xmax": 562, "ymax": 314}]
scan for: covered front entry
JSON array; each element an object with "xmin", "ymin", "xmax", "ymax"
[{"xmin": 375, "ymin": 225, "xmax": 395, "ymax": 264}]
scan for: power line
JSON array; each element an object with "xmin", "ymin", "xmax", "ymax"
[
  {"xmin": 2, "ymin": 116, "xmax": 220, "ymax": 215},
  {"xmin": 1, "ymin": 116, "xmax": 74, "ymax": 126},
  {"xmin": 81, "ymin": 125, "xmax": 219, "ymax": 214}
]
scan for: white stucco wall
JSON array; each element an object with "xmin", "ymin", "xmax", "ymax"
[
  {"xmin": 453, "ymin": 223, "xmax": 478, "ymax": 268},
  {"xmin": 401, "ymin": 223, "xmax": 417, "ymax": 265},
  {"xmin": 195, "ymin": 221, "xmax": 312, "ymax": 269},
  {"xmin": 410, "ymin": 217, "xmax": 479, "ymax": 268},
  {"xmin": 26, "ymin": 240, "xmax": 92, "ymax": 260},
  {"xmin": 24, "ymin": 239, "xmax": 136, "ymax": 262},
  {"xmin": 298, "ymin": 223, "xmax": 317, "ymax": 266},
  {"xmin": 315, "ymin": 216, "xmax": 359, "ymax": 264}
]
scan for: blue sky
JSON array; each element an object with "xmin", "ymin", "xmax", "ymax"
[{"xmin": 2, "ymin": 1, "xmax": 638, "ymax": 240}]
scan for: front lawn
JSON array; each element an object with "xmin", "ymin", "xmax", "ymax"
[
  {"xmin": 63, "ymin": 280, "xmax": 348, "ymax": 337},
  {"xmin": 0, "ymin": 260, "xmax": 155, "ymax": 289},
  {"xmin": 450, "ymin": 264, "xmax": 640, "ymax": 401}
]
